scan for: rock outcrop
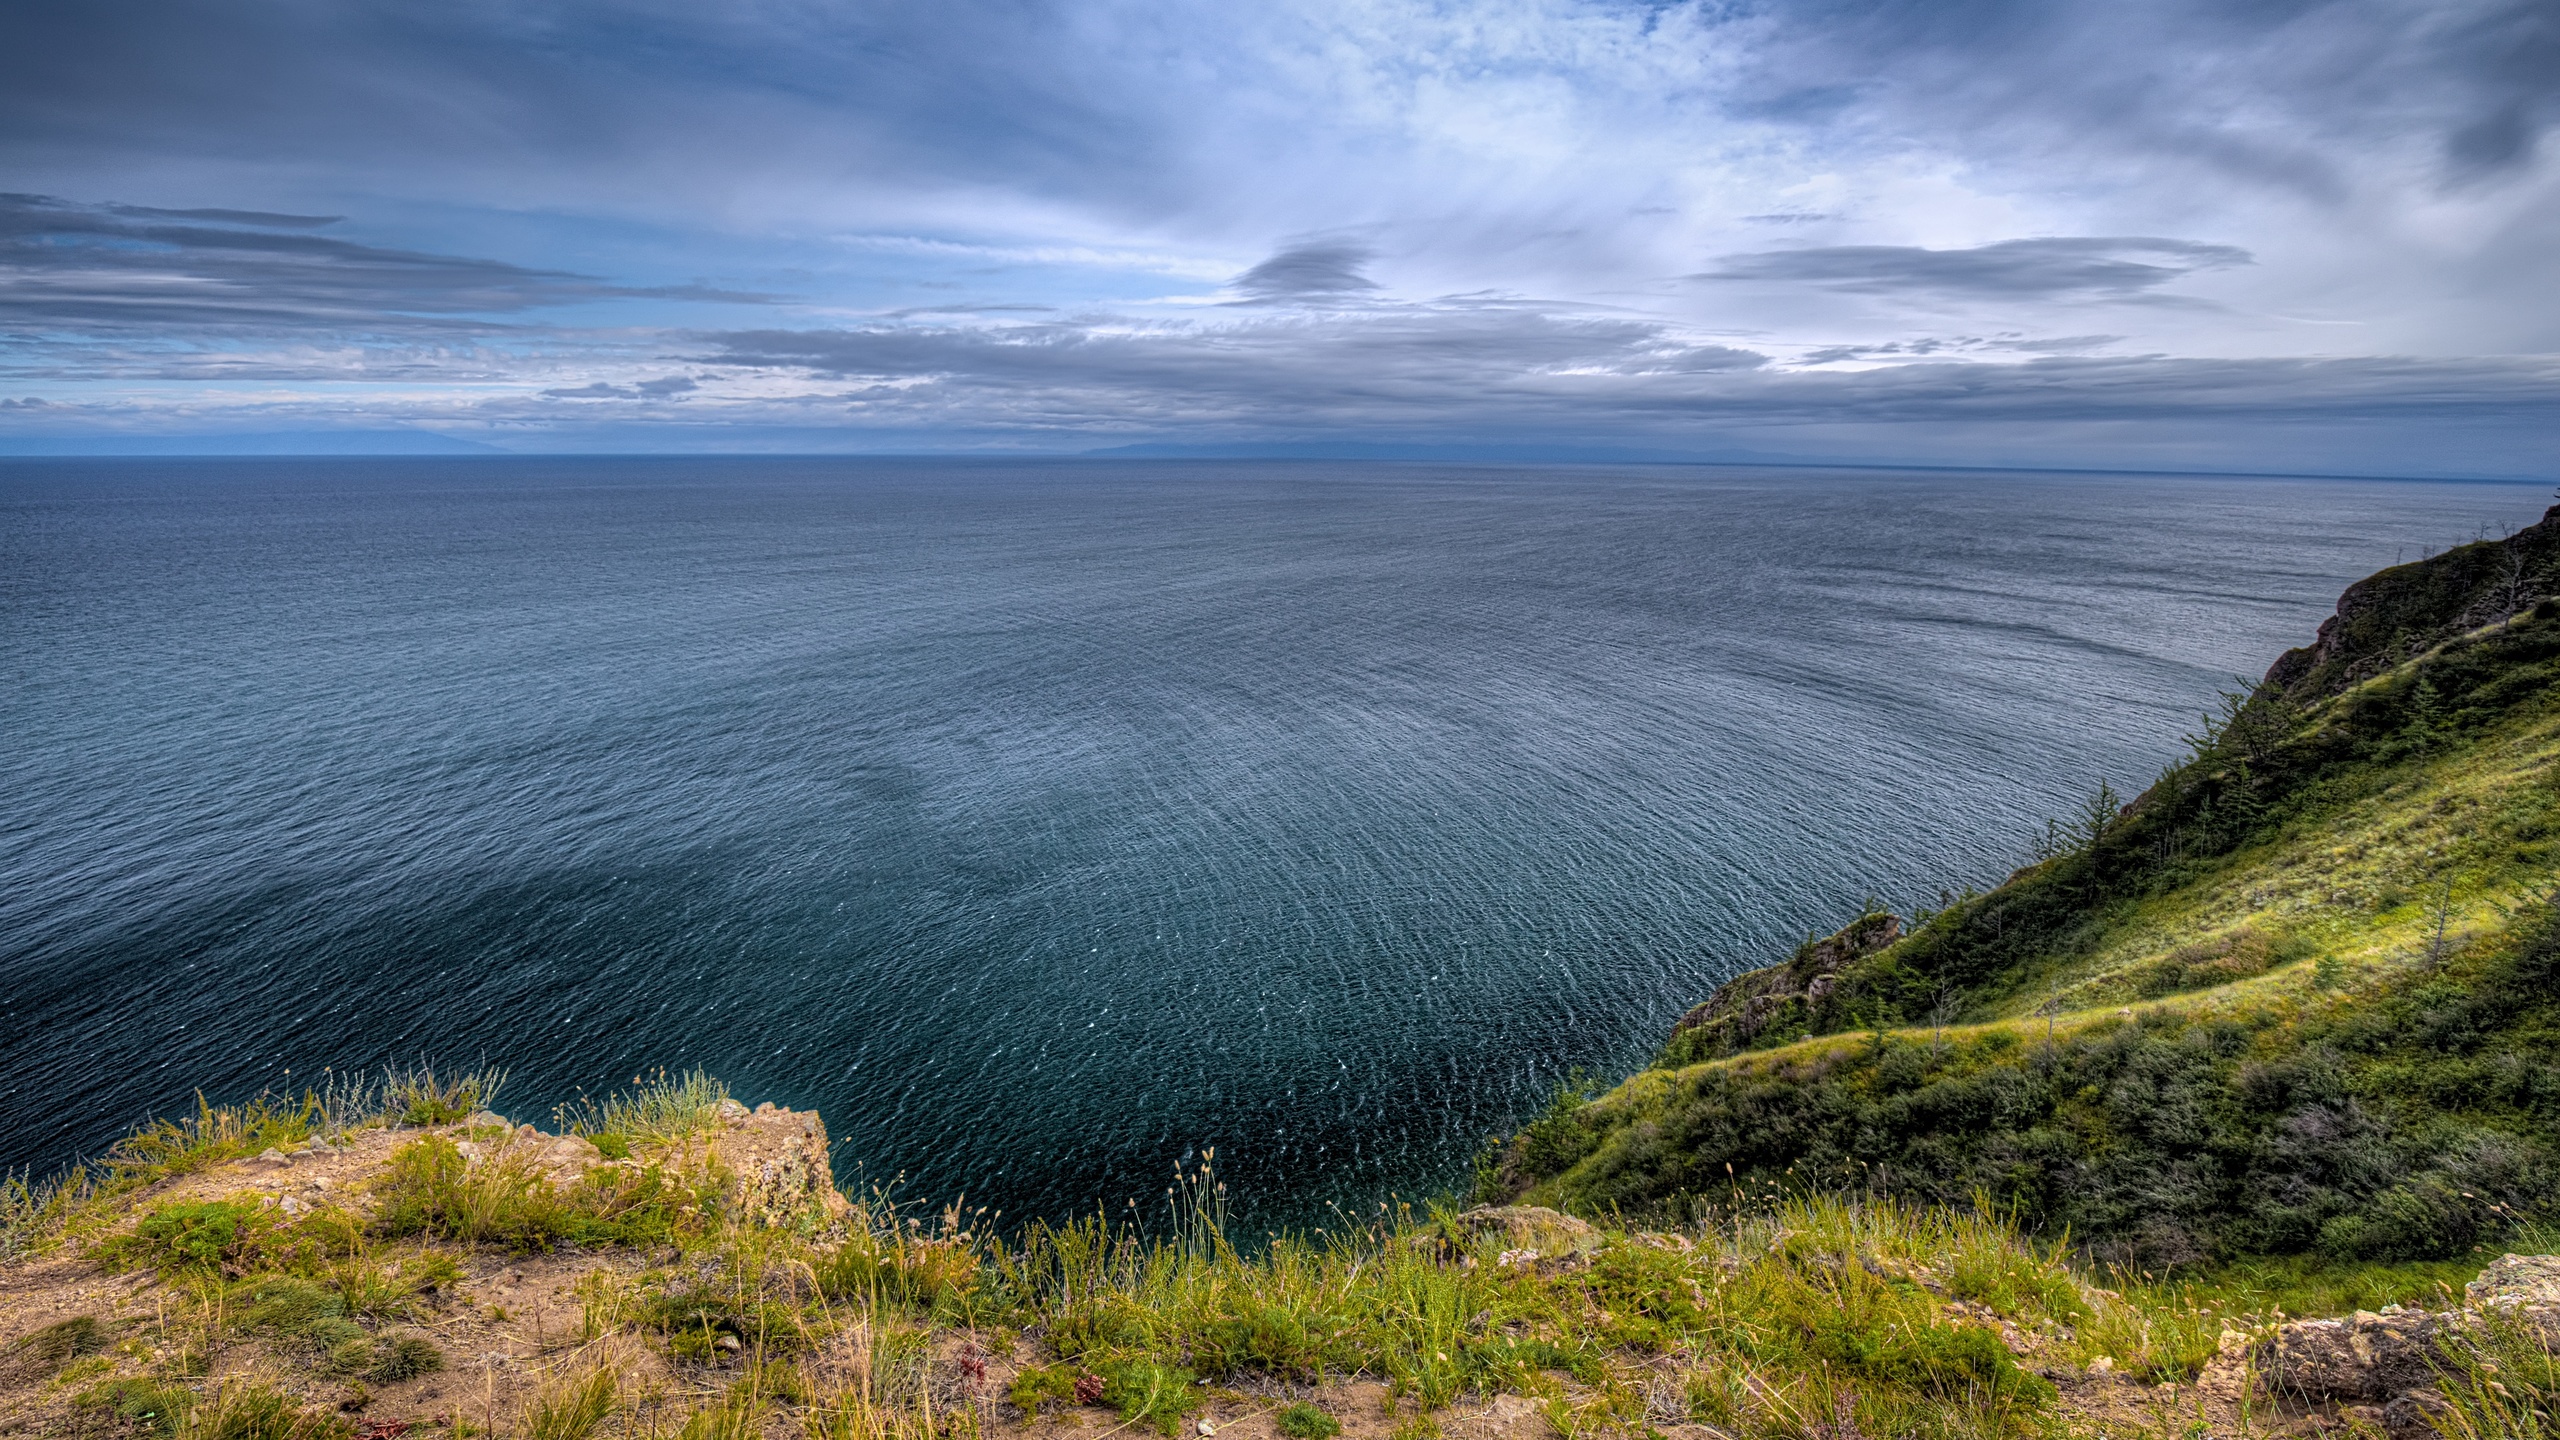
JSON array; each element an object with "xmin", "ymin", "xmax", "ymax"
[
  {"xmin": 2263, "ymin": 503, "xmax": 2560, "ymax": 704},
  {"xmin": 1444, "ymin": 1205, "xmax": 1602, "ymax": 1265},
  {"xmin": 723, "ymin": 1100, "xmax": 853, "ymax": 1228},
  {"xmin": 1659, "ymin": 911, "xmax": 1902, "ymax": 1065},
  {"xmin": 2253, "ymin": 1251, "xmax": 2560, "ymax": 1432}
]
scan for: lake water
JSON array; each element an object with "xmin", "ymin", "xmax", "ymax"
[{"xmin": 2, "ymin": 458, "xmax": 2542, "ymax": 1228}]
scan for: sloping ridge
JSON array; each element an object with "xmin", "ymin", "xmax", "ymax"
[{"xmin": 1489, "ymin": 505, "xmax": 2560, "ymax": 1268}]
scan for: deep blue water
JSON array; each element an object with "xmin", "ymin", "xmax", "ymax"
[{"xmin": 2, "ymin": 458, "xmax": 2544, "ymax": 1227}]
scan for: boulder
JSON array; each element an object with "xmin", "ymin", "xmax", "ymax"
[
  {"xmin": 1445, "ymin": 1206, "xmax": 1601, "ymax": 1261},
  {"xmin": 717, "ymin": 1105, "xmax": 850, "ymax": 1227},
  {"xmin": 2467, "ymin": 1253, "xmax": 2560, "ymax": 1309},
  {"xmin": 2260, "ymin": 1308, "xmax": 2441, "ymax": 1401},
  {"xmin": 2466, "ymin": 1252, "xmax": 2560, "ymax": 1345}
]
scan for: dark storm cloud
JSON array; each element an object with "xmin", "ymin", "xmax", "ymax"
[
  {"xmin": 1231, "ymin": 242, "xmax": 1383, "ymax": 301},
  {"xmin": 0, "ymin": 194, "xmax": 769, "ymax": 331},
  {"xmin": 1701, "ymin": 238, "xmax": 2252, "ymax": 301}
]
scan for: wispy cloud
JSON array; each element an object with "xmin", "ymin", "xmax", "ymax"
[
  {"xmin": 0, "ymin": 194, "xmax": 773, "ymax": 332},
  {"xmin": 1700, "ymin": 238, "xmax": 2252, "ymax": 302}
]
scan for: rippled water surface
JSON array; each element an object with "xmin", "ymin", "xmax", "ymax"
[{"xmin": 2, "ymin": 458, "xmax": 2541, "ymax": 1225}]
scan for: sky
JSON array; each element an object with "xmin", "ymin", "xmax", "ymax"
[{"xmin": 2, "ymin": 0, "xmax": 2556, "ymax": 472}]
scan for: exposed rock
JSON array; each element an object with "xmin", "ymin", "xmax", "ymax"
[
  {"xmin": 2467, "ymin": 1252, "xmax": 2560, "ymax": 1310},
  {"xmin": 1445, "ymin": 1206, "xmax": 1601, "ymax": 1261},
  {"xmin": 463, "ymin": 1111, "xmax": 508, "ymax": 1128},
  {"xmin": 2263, "ymin": 504, "xmax": 2560, "ymax": 704},
  {"xmin": 715, "ymin": 1097, "xmax": 751, "ymax": 1124},
  {"xmin": 2257, "ymin": 1252, "xmax": 2560, "ymax": 1416},
  {"xmin": 1664, "ymin": 912, "xmax": 1903, "ymax": 1062},
  {"xmin": 2381, "ymin": 1388, "xmax": 2452, "ymax": 1438},
  {"xmin": 2260, "ymin": 1307, "xmax": 2441, "ymax": 1401},
  {"xmin": 719, "ymin": 1104, "xmax": 850, "ymax": 1227},
  {"xmin": 2465, "ymin": 1251, "xmax": 2560, "ymax": 1345}
]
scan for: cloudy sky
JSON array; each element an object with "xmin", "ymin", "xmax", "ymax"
[{"xmin": 2, "ymin": 0, "xmax": 2555, "ymax": 471}]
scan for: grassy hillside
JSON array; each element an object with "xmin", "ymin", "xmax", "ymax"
[
  {"xmin": 1487, "ymin": 508, "xmax": 2560, "ymax": 1268},
  {"xmin": 7, "ymin": 1067, "xmax": 2544, "ymax": 1440}
]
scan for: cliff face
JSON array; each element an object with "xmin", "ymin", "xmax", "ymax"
[
  {"xmin": 1490, "ymin": 507, "xmax": 2560, "ymax": 1266},
  {"xmin": 2263, "ymin": 502, "xmax": 2560, "ymax": 704},
  {"xmin": 1658, "ymin": 912, "xmax": 1901, "ymax": 1067}
]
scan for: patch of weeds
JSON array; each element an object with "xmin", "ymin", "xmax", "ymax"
[
  {"xmin": 181, "ymin": 1383, "xmax": 355, "ymax": 1440},
  {"xmin": 1096, "ymin": 1359, "xmax": 1200, "ymax": 1436},
  {"xmin": 1008, "ymin": 1363, "xmax": 1081, "ymax": 1418},
  {"xmin": 103, "ymin": 1200, "xmax": 271, "ymax": 1275},
  {"xmin": 1386, "ymin": 1415, "xmax": 1441, "ymax": 1440},
  {"xmin": 556, "ymin": 1069, "xmax": 730, "ymax": 1146},
  {"xmin": 1276, "ymin": 1402, "xmax": 1341, "ymax": 1440},
  {"xmin": 2431, "ymin": 1304, "xmax": 2560, "ymax": 1440},
  {"xmin": 1, "ymin": 1314, "xmax": 112, "ymax": 1385},
  {"xmin": 327, "ymin": 1333, "xmax": 445, "ymax": 1384},
  {"xmin": 523, "ymin": 1365, "xmax": 619, "ymax": 1440},
  {"xmin": 382, "ymin": 1064, "xmax": 503, "ymax": 1127},
  {"xmin": 233, "ymin": 1274, "xmax": 361, "ymax": 1346},
  {"xmin": 1194, "ymin": 1300, "xmax": 1343, "ymax": 1380},
  {"xmin": 815, "ymin": 1231, "xmax": 980, "ymax": 1316},
  {"xmin": 1, "ymin": 1160, "xmax": 101, "ymax": 1262},
  {"xmin": 732, "ymin": 1357, "xmax": 810, "ymax": 1406},
  {"xmin": 371, "ymin": 1135, "xmax": 710, "ymax": 1252},
  {"xmin": 674, "ymin": 1399, "xmax": 761, "ymax": 1440},
  {"xmin": 71, "ymin": 1378, "xmax": 196, "ymax": 1438},
  {"xmin": 105, "ymin": 1093, "xmax": 315, "ymax": 1188},
  {"xmin": 640, "ymin": 1289, "xmax": 812, "ymax": 1362}
]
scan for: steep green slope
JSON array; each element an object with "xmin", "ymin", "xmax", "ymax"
[{"xmin": 1487, "ymin": 506, "xmax": 2560, "ymax": 1267}]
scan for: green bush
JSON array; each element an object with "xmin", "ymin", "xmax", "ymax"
[
  {"xmin": 72, "ymin": 1378, "xmax": 196, "ymax": 1438},
  {"xmin": 1008, "ymin": 1362, "xmax": 1083, "ymax": 1418},
  {"xmin": 1276, "ymin": 1402, "xmax": 1341, "ymax": 1440},
  {"xmin": 1097, "ymin": 1359, "xmax": 1200, "ymax": 1435},
  {"xmin": 107, "ymin": 1199, "xmax": 269, "ymax": 1274}
]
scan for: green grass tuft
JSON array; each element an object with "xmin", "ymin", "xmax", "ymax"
[{"xmin": 1277, "ymin": 1401, "xmax": 1342, "ymax": 1439}]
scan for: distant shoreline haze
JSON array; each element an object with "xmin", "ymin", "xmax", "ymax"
[{"xmin": 1, "ymin": 458, "xmax": 2546, "ymax": 1228}]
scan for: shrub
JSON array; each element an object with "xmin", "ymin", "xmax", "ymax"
[
  {"xmin": 1008, "ymin": 1363, "xmax": 1082, "ymax": 1418},
  {"xmin": 107, "ymin": 1200, "xmax": 269, "ymax": 1275},
  {"xmin": 1096, "ymin": 1359, "xmax": 1200, "ymax": 1435},
  {"xmin": 1276, "ymin": 1402, "xmax": 1341, "ymax": 1440},
  {"xmin": 71, "ymin": 1378, "xmax": 196, "ymax": 1438}
]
